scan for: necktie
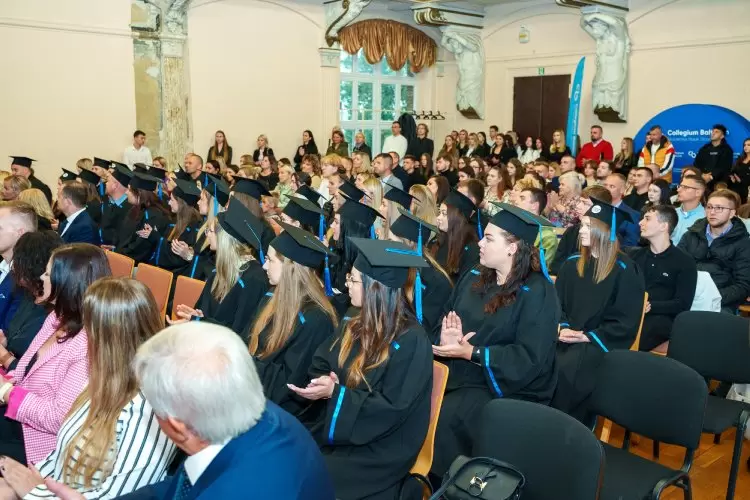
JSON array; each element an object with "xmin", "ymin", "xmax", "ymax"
[
  {"xmin": 173, "ymin": 466, "xmax": 193, "ymax": 500},
  {"xmin": 58, "ymin": 219, "xmax": 68, "ymax": 235}
]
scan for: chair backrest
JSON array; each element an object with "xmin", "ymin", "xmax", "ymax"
[
  {"xmin": 134, "ymin": 263, "xmax": 174, "ymax": 317},
  {"xmin": 171, "ymin": 276, "xmax": 206, "ymax": 321},
  {"xmin": 668, "ymin": 311, "xmax": 750, "ymax": 383},
  {"xmin": 590, "ymin": 350, "xmax": 707, "ymax": 450},
  {"xmin": 105, "ymin": 250, "xmax": 134, "ymax": 278},
  {"xmin": 472, "ymin": 399, "xmax": 604, "ymax": 500},
  {"xmin": 410, "ymin": 361, "xmax": 449, "ymax": 477},
  {"xmin": 629, "ymin": 291, "xmax": 649, "ymax": 351}
]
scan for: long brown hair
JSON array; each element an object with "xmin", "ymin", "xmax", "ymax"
[
  {"xmin": 127, "ymin": 188, "xmax": 169, "ymax": 221},
  {"xmin": 61, "ymin": 278, "xmax": 163, "ymax": 488},
  {"xmin": 433, "ymin": 205, "xmax": 477, "ymax": 275},
  {"xmin": 336, "ymin": 274, "xmax": 414, "ymax": 388},
  {"xmin": 168, "ymin": 196, "xmax": 202, "ymax": 241},
  {"xmin": 248, "ymin": 253, "xmax": 337, "ymax": 358},
  {"xmin": 212, "ymin": 223, "xmax": 255, "ymax": 302},
  {"xmin": 577, "ymin": 217, "xmax": 619, "ymax": 283},
  {"xmin": 231, "ymin": 191, "xmax": 264, "ymax": 219},
  {"xmin": 212, "ymin": 130, "xmax": 231, "ymax": 163}
]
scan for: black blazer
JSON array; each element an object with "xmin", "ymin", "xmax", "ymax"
[
  {"xmin": 253, "ymin": 147, "xmax": 275, "ymax": 163},
  {"xmin": 59, "ymin": 210, "xmax": 100, "ymax": 245},
  {"xmin": 294, "ymin": 143, "xmax": 319, "ymax": 168},
  {"xmin": 352, "ymin": 143, "xmax": 372, "ymax": 160}
]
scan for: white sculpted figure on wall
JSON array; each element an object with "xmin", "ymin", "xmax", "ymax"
[
  {"xmin": 441, "ymin": 28, "xmax": 485, "ymax": 120},
  {"xmin": 325, "ymin": 0, "xmax": 372, "ymax": 45},
  {"xmin": 581, "ymin": 12, "xmax": 631, "ymax": 122}
]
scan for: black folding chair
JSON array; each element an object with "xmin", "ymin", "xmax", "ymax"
[
  {"xmin": 667, "ymin": 311, "xmax": 750, "ymax": 500},
  {"xmin": 590, "ymin": 350, "xmax": 707, "ymax": 499},
  {"xmin": 472, "ymin": 399, "xmax": 604, "ymax": 500}
]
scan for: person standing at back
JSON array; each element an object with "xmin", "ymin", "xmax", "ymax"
[
  {"xmin": 637, "ymin": 125, "xmax": 676, "ymax": 182},
  {"xmin": 8, "ymin": 157, "xmax": 51, "ymax": 204},
  {"xmin": 695, "ymin": 124, "xmax": 734, "ymax": 189},
  {"xmin": 381, "ymin": 122, "xmax": 408, "ymax": 164},
  {"xmin": 576, "ymin": 125, "xmax": 614, "ymax": 168},
  {"xmin": 123, "ymin": 130, "xmax": 153, "ymax": 169}
]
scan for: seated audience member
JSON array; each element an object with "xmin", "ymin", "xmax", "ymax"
[
  {"xmin": 248, "ymin": 224, "xmax": 338, "ymax": 416},
  {"xmin": 99, "ymin": 163, "xmax": 132, "ymax": 248},
  {"xmin": 57, "ymin": 182, "xmax": 100, "ymax": 245},
  {"xmin": 695, "ymin": 124, "xmax": 734, "ymax": 189},
  {"xmin": 582, "ymin": 160, "xmax": 598, "ymax": 187},
  {"xmin": 232, "ymin": 177, "xmax": 277, "ymax": 255},
  {"xmin": 671, "ymin": 175, "xmax": 706, "ymax": 245},
  {"xmin": 17, "ymin": 189, "xmax": 55, "ymax": 231},
  {"xmin": 0, "ymin": 278, "xmax": 176, "ymax": 499},
  {"xmin": 457, "ymin": 179, "xmax": 487, "ymax": 238},
  {"xmin": 0, "ymin": 202, "xmax": 37, "ymax": 331},
  {"xmin": 150, "ymin": 179, "xmax": 202, "ymax": 274},
  {"xmin": 434, "ymin": 154, "xmax": 459, "ymax": 188},
  {"xmin": 431, "ymin": 191, "xmax": 480, "ymax": 281},
  {"xmin": 549, "ymin": 155, "xmax": 577, "ymax": 190},
  {"xmin": 482, "ymin": 165, "xmax": 511, "ymax": 218},
  {"xmin": 678, "ymin": 189, "xmax": 750, "ymax": 313},
  {"xmin": 373, "ymin": 153, "xmax": 403, "ymax": 191},
  {"xmin": 623, "ymin": 167, "xmax": 653, "ymax": 213},
  {"xmin": 547, "ymin": 171, "xmax": 583, "ymax": 228},
  {"xmin": 553, "ymin": 200, "xmax": 645, "ymax": 422},
  {"xmin": 114, "ymin": 173, "xmax": 171, "ymax": 263},
  {"xmin": 2, "ymin": 175, "xmax": 31, "ymax": 202},
  {"xmin": 172, "ymin": 202, "xmax": 269, "ymax": 338},
  {"xmin": 0, "ymin": 244, "xmax": 111, "ymax": 463},
  {"xmin": 77, "ymin": 168, "xmax": 105, "ymax": 228},
  {"xmin": 628, "ymin": 205, "xmax": 697, "ymax": 351},
  {"xmin": 402, "ymin": 154, "xmax": 423, "ymax": 190},
  {"xmin": 602, "ymin": 173, "xmax": 641, "ymax": 247},
  {"xmin": 514, "ymin": 187, "xmax": 559, "ymax": 268},
  {"xmin": 258, "ymin": 155, "xmax": 280, "ymax": 191},
  {"xmin": 291, "ymin": 239, "xmax": 432, "ymax": 500},
  {"xmin": 300, "ymin": 154, "xmax": 323, "ymax": 189},
  {"xmin": 427, "ymin": 175, "xmax": 451, "ymax": 207},
  {"xmin": 431, "ymin": 204, "xmax": 560, "ymax": 476},
  {"xmin": 0, "ymin": 231, "xmax": 62, "ymax": 372},
  {"xmin": 596, "ymin": 160, "xmax": 614, "ymax": 184},
  {"xmin": 645, "ymin": 179, "xmax": 672, "ymax": 210},
  {"xmin": 409, "ymin": 184, "xmax": 438, "ymax": 228}
]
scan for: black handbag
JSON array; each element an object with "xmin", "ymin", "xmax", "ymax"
[{"xmin": 430, "ymin": 455, "xmax": 525, "ymax": 500}]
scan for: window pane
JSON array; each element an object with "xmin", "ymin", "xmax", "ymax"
[
  {"xmin": 400, "ymin": 85, "xmax": 415, "ymax": 114},
  {"xmin": 340, "ymin": 52, "xmax": 353, "ymax": 73},
  {"xmin": 356, "ymin": 50, "xmax": 374, "ymax": 75},
  {"xmin": 380, "ymin": 84, "xmax": 396, "ymax": 121},
  {"xmin": 357, "ymin": 82, "xmax": 373, "ymax": 121},
  {"xmin": 381, "ymin": 59, "xmax": 397, "ymax": 76},
  {"xmin": 340, "ymin": 80, "xmax": 353, "ymax": 121},
  {"xmin": 343, "ymin": 129, "xmax": 355, "ymax": 148},
  {"xmin": 363, "ymin": 129, "xmax": 374, "ymax": 149}
]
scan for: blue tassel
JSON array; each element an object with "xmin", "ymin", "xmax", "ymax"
[
  {"xmin": 154, "ymin": 237, "xmax": 163, "ymax": 265},
  {"xmin": 98, "ymin": 183, "xmax": 105, "ymax": 197},
  {"xmin": 370, "ymin": 225, "xmax": 375, "ymax": 239},
  {"xmin": 537, "ymin": 227, "xmax": 552, "ymax": 283},
  {"xmin": 324, "ymin": 255, "xmax": 333, "ymax": 296},
  {"xmin": 190, "ymin": 255, "xmax": 199, "ymax": 278},
  {"xmin": 213, "ymin": 184, "xmax": 219, "ymax": 214},
  {"xmin": 477, "ymin": 211, "xmax": 483, "ymax": 239},
  {"xmin": 157, "ymin": 183, "xmax": 163, "ymax": 200},
  {"xmin": 318, "ymin": 214, "xmax": 325, "ymax": 242},
  {"xmin": 144, "ymin": 210, "xmax": 149, "ymax": 221},
  {"xmin": 610, "ymin": 209, "xmax": 616, "ymax": 242},
  {"xmin": 415, "ymin": 270, "xmax": 423, "ymax": 324},
  {"xmin": 244, "ymin": 220, "xmax": 264, "ymax": 264}
]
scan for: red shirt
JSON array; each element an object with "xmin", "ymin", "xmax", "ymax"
[{"xmin": 576, "ymin": 140, "xmax": 614, "ymax": 167}]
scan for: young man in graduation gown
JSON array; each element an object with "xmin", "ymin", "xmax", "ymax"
[
  {"xmin": 431, "ymin": 205, "xmax": 561, "ymax": 477},
  {"xmin": 552, "ymin": 200, "xmax": 645, "ymax": 423},
  {"xmin": 100, "ymin": 163, "xmax": 132, "ymax": 248},
  {"xmin": 9, "ymin": 156, "xmax": 52, "ymax": 203}
]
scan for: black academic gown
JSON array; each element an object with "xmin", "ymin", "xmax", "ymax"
[
  {"xmin": 100, "ymin": 198, "xmax": 132, "ymax": 247},
  {"xmin": 196, "ymin": 261, "xmax": 269, "ymax": 338},
  {"xmin": 151, "ymin": 222, "xmax": 201, "ymax": 274},
  {"xmin": 550, "ymin": 224, "xmax": 580, "ymax": 276},
  {"xmin": 301, "ymin": 323, "xmax": 433, "ymax": 500},
  {"xmin": 431, "ymin": 270, "xmax": 560, "ymax": 476},
  {"xmin": 84, "ymin": 199, "xmax": 103, "ymax": 228},
  {"xmin": 114, "ymin": 208, "xmax": 171, "ymax": 264},
  {"xmin": 254, "ymin": 302, "xmax": 336, "ymax": 417},
  {"xmin": 430, "ymin": 239, "xmax": 479, "ymax": 282},
  {"xmin": 419, "ymin": 264, "xmax": 454, "ymax": 336},
  {"xmin": 4, "ymin": 296, "xmax": 48, "ymax": 371},
  {"xmin": 552, "ymin": 253, "xmax": 645, "ymax": 422},
  {"xmin": 29, "ymin": 175, "xmax": 52, "ymax": 204},
  {"xmin": 179, "ymin": 232, "xmax": 215, "ymax": 281}
]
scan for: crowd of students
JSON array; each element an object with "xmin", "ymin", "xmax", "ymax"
[{"xmin": 0, "ymin": 120, "xmax": 747, "ymax": 499}]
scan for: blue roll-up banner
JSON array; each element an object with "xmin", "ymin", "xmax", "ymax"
[
  {"xmin": 566, "ymin": 57, "xmax": 586, "ymax": 153},
  {"xmin": 636, "ymin": 104, "xmax": 750, "ymax": 182}
]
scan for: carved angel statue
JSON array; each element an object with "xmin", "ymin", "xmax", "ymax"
[
  {"xmin": 581, "ymin": 12, "xmax": 631, "ymax": 121},
  {"xmin": 325, "ymin": 0, "xmax": 371, "ymax": 45},
  {"xmin": 441, "ymin": 28, "xmax": 485, "ymax": 119}
]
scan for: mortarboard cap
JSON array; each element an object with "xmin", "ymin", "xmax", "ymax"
[
  {"xmin": 384, "ymin": 182, "xmax": 416, "ymax": 209},
  {"xmin": 205, "ymin": 176, "xmax": 230, "ymax": 208},
  {"xmin": 174, "ymin": 165, "xmax": 191, "ymax": 182},
  {"xmin": 296, "ymin": 184, "xmax": 325, "ymax": 205},
  {"xmin": 349, "ymin": 237, "xmax": 428, "ymax": 289},
  {"xmin": 133, "ymin": 163, "xmax": 150, "ymax": 174},
  {"xmin": 148, "ymin": 164, "xmax": 168, "ymax": 178},
  {"xmin": 110, "ymin": 163, "xmax": 133, "ymax": 187},
  {"xmin": 173, "ymin": 178, "xmax": 201, "ymax": 206},
  {"xmin": 218, "ymin": 201, "xmax": 266, "ymax": 260},
  {"xmin": 390, "ymin": 206, "xmax": 438, "ymax": 245},
  {"xmin": 270, "ymin": 222, "xmax": 337, "ymax": 269},
  {"xmin": 585, "ymin": 197, "xmax": 634, "ymax": 242},
  {"xmin": 444, "ymin": 190, "xmax": 476, "ymax": 221},
  {"xmin": 60, "ymin": 168, "xmax": 78, "ymax": 182},
  {"xmin": 129, "ymin": 172, "xmax": 160, "ymax": 192},
  {"xmin": 78, "ymin": 169, "xmax": 101, "ymax": 186},
  {"xmin": 233, "ymin": 177, "xmax": 271, "ymax": 200},
  {"xmin": 10, "ymin": 156, "xmax": 34, "ymax": 169},
  {"xmin": 338, "ymin": 178, "xmax": 366, "ymax": 201},
  {"xmin": 283, "ymin": 196, "xmax": 324, "ymax": 228},
  {"xmin": 490, "ymin": 203, "xmax": 555, "ymax": 281},
  {"xmin": 93, "ymin": 157, "xmax": 110, "ymax": 169},
  {"xmin": 338, "ymin": 194, "xmax": 383, "ymax": 229}
]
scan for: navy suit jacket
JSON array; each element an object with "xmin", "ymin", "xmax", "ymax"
[
  {"xmin": 60, "ymin": 210, "xmax": 100, "ymax": 246},
  {"xmin": 615, "ymin": 201, "xmax": 641, "ymax": 248},
  {"xmin": 0, "ymin": 273, "xmax": 21, "ymax": 332},
  {"xmin": 119, "ymin": 401, "xmax": 335, "ymax": 500}
]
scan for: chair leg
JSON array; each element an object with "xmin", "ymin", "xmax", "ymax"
[
  {"xmin": 684, "ymin": 476, "xmax": 692, "ymax": 500},
  {"xmin": 714, "ymin": 433, "xmax": 722, "ymax": 444},
  {"xmin": 726, "ymin": 412, "xmax": 749, "ymax": 500},
  {"xmin": 653, "ymin": 439, "xmax": 660, "ymax": 459}
]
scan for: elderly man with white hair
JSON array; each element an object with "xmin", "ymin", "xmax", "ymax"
[{"xmin": 43, "ymin": 322, "xmax": 335, "ymax": 500}]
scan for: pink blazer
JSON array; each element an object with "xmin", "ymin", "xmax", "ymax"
[{"xmin": 5, "ymin": 312, "xmax": 89, "ymax": 464}]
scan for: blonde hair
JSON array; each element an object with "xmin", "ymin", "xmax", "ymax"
[
  {"xmin": 62, "ymin": 278, "xmax": 163, "ymax": 488},
  {"xmin": 212, "ymin": 223, "xmax": 256, "ymax": 302},
  {"xmin": 321, "ymin": 154, "xmax": 344, "ymax": 176},
  {"xmin": 153, "ymin": 156, "xmax": 168, "ymax": 171},
  {"xmin": 353, "ymin": 151, "xmax": 372, "ymax": 175},
  {"xmin": 550, "ymin": 129, "xmax": 567, "ymax": 153},
  {"xmin": 258, "ymin": 134, "xmax": 269, "ymax": 146},
  {"xmin": 239, "ymin": 154, "xmax": 253, "ymax": 166},
  {"xmin": 249, "ymin": 255, "xmax": 337, "ymax": 357},
  {"xmin": 0, "ymin": 171, "xmax": 10, "ymax": 183},
  {"xmin": 18, "ymin": 188, "xmax": 54, "ymax": 220},
  {"xmin": 577, "ymin": 217, "xmax": 619, "ymax": 284},
  {"xmin": 278, "ymin": 164, "xmax": 295, "ymax": 184},
  {"xmin": 361, "ymin": 175, "xmax": 383, "ymax": 213},
  {"xmin": 76, "ymin": 158, "xmax": 93, "ymax": 171},
  {"xmin": 4, "ymin": 175, "xmax": 31, "ymax": 195},
  {"xmin": 237, "ymin": 166, "xmax": 259, "ymax": 180},
  {"xmin": 409, "ymin": 184, "xmax": 437, "ymax": 226}
]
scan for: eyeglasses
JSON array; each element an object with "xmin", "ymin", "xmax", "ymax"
[
  {"xmin": 706, "ymin": 205, "xmax": 733, "ymax": 213},
  {"xmin": 345, "ymin": 273, "xmax": 362, "ymax": 284}
]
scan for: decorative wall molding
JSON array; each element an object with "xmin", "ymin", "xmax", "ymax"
[
  {"xmin": 189, "ymin": 0, "xmax": 323, "ymax": 29},
  {"xmin": 0, "ymin": 17, "xmax": 133, "ymax": 38}
]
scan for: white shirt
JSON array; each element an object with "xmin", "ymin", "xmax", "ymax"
[
  {"xmin": 382, "ymin": 135, "xmax": 408, "ymax": 164},
  {"xmin": 123, "ymin": 145, "xmax": 153, "ymax": 168},
  {"xmin": 316, "ymin": 180, "xmax": 331, "ymax": 208},
  {"xmin": 184, "ymin": 440, "xmax": 229, "ymax": 486},
  {"xmin": 0, "ymin": 260, "xmax": 10, "ymax": 286},
  {"xmin": 60, "ymin": 208, "xmax": 86, "ymax": 237}
]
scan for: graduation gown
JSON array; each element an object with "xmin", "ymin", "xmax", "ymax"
[
  {"xmin": 552, "ymin": 253, "xmax": 645, "ymax": 421},
  {"xmin": 254, "ymin": 302, "xmax": 336, "ymax": 416},
  {"xmin": 114, "ymin": 208, "xmax": 170, "ymax": 264},
  {"xmin": 151, "ymin": 222, "xmax": 201, "ymax": 274},
  {"xmin": 301, "ymin": 323, "xmax": 433, "ymax": 500},
  {"xmin": 431, "ymin": 270, "xmax": 560, "ymax": 476},
  {"xmin": 550, "ymin": 224, "xmax": 579, "ymax": 276},
  {"xmin": 29, "ymin": 175, "xmax": 52, "ymax": 204},
  {"xmin": 419, "ymin": 264, "xmax": 453, "ymax": 336},
  {"xmin": 179, "ymin": 232, "xmax": 215, "ymax": 281},
  {"xmin": 100, "ymin": 197, "xmax": 132, "ymax": 247},
  {"xmin": 430, "ymin": 240, "xmax": 479, "ymax": 282},
  {"xmin": 85, "ymin": 199, "xmax": 103, "ymax": 228},
  {"xmin": 196, "ymin": 261, "xmax": 269, "ymax": 339}
]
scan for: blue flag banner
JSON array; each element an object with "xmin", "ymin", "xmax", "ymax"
[
  {"xmin": 566, "ymin": 57, "xmax": 586, "ymax": 154},
  {"xmin": 635, "ymin": 104, "xmax": 750, "ymax": 182}
]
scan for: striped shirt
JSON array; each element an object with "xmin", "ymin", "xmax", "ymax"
[{"xmin": 24, "ymin": 392, "xmax": 176, "ymax": 499}]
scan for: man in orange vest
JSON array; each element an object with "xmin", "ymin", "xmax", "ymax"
[{"xmin": 638, "ymin": 125, "xmax": 676, "ymax": 182}]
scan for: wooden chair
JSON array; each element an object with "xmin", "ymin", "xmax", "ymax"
[
  {"xmin": 409, "ymin": 361, "xmax": 449, "ymax": 498},
  {"xmin": 171, "ymin": 276, "xmax": 206, "ymax": 321},
  {"xmin": 134, "ymin": 263, "xmax": 174, "ymax": 318},
  {"xmin": 105, "ymin": 250, "xmax": 135, "ymax": 278}
]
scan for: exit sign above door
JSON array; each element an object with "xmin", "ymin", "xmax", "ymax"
[{"xmin": 538, "ymin": 67, "xmax": 545, "ymax": 76}]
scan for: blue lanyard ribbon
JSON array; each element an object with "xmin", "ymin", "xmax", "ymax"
[{"xmin": 319, "ymin": 214, "xmax": 333, "ymax": 296}]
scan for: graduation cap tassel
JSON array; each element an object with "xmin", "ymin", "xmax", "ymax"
[
  {"xmin": 610, "ymin": 209, "xmax": 616, "ymax": 242},
  {"xmin": 244, "ymin": 220, "xmax": 265, "ymax": 264},
  {"xmin": 157, "ymin": 183, "xmax": 163, "ymax": 201},
  {"xmin": 477, "ymin": 211, "xmax": 483, "ymax": 239},
  {"xmin": 538, "ymin": 227, "xmax": 552, "ymax": 283},
  {"xmin": 98, "ymin": 183, "xmax": 105, "ymax": 197},
  {"xmin": 213, "ymin": 184, "xmax": 219, "ymax": 215},
  {"xmin": 324, "ymin": 256, "xmax": 334, "ymax": 297},
  {"xmin": 370, "ymin": 225, "xmax": 376, "ymax": 239},
  {"xmin": 415, "ymin": 222, "xmax": 424, "ymax": 324}
]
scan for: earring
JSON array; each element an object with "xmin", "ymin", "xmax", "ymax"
[{"xmin": 507, "ymin": 252, "xmax": 512, "ymax": 256}]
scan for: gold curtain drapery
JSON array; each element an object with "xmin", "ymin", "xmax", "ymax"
[{"xmin": 339, "ymin": 19, "xmax": 437, "ymax": 73}]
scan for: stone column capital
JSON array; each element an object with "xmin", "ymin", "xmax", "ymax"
[{"xmin": 319, "ymin": 47, "xmax": 341, "ymax": 68}]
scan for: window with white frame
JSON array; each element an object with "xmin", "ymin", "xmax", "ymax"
[{"xmin": 339, "ymin": 49, "xmax": 416, "ymax": 155}]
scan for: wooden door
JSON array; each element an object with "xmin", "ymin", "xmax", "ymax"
[{"xmin": 513, "ymin": 75, "xmax": 571, "ymax": 144}]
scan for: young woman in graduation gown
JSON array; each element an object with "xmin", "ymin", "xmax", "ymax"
[
  {"xmin": 389, "ymin": 206, "xmax": 453, "ymax": 335},
  {"xmin": 231, "ymin": 178, "xmax": 278, "ymax": 256},
  {"xmin": 430, "ymin": 190, "xmax": 479, "ymax": 282},
  {"xmin": 172, "ymin": 201, "xmax": 269, "ymax": 338},
  {"xmin": 150, "ymin": 180, "xmax": 203, "ymax": 274},
  {"xmin": 430, "ymin": 205, "xmax": 561, "ymax": 477},
  {"xmin": 114, "ymin": 173, "xmax": 171, "ymax": 264},
  {"xmin": 290, "ymin": 238, "xmax": 433, "ymax": 500},
  {"xmin": 248, "ymin": 223, "xmax": 338, "ymax": 416},
  {"xmin": 551, "ymin": 200, "xmax": 645, "ymax": 423}
]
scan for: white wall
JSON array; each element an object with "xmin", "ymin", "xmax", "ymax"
[{"xmin": 0, "ymin": 0, "xmax": 136, "ymax": 189}]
